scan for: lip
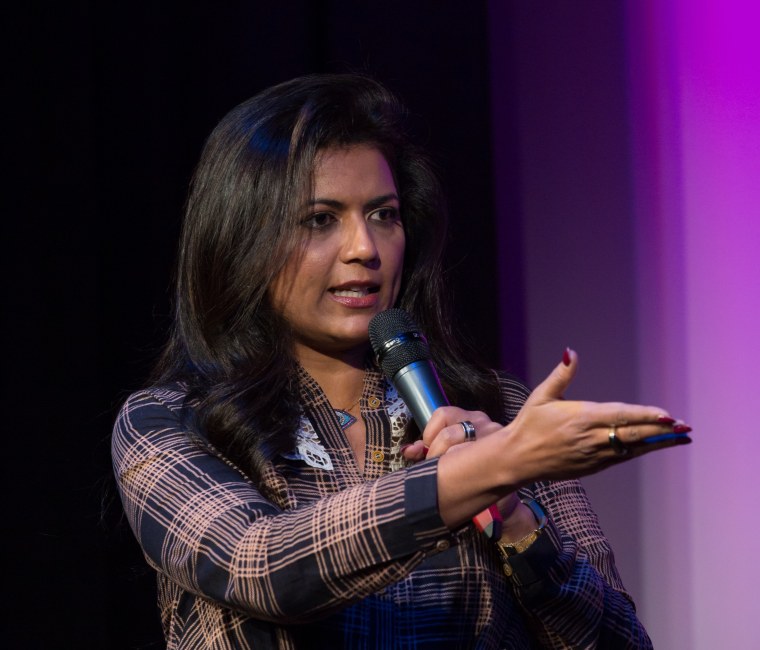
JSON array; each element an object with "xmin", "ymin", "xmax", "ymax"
[{"xmin": 328, "ymin": 281, "xmax": 381, "ymax": 308}]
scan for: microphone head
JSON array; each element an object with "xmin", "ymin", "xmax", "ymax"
[{"xmin": 368, "ymin": 308, "xmax": 432, "ymax": 379}]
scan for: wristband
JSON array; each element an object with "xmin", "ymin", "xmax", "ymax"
[{"xmin": 472, "ymin": 503, "xmax": 503, "ymax": 540}]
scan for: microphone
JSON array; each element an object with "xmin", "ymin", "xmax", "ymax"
[
  {"xmin": 368, "ymin": 308, "xmax": 449, "ymax": 426},
  {"xmin": 368, "ymin": 308, "xmax": 502, "ymax": 539}
]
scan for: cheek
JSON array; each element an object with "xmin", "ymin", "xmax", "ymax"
[
  {"xmin": 294, "ymin": 248, "xmax": 333, "ymax": 288},
  {"xmin": 270, "ymin": 245, "xmax": 327, "ymax": 305}
]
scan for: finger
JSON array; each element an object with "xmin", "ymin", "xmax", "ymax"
[
  {"xmin": 422, "ymin": 408, "xmax": 492, "ymax": 448},
  {"xmin": 424, "ymin": 418, "xmax": 501, "ymax": 459},
  {"xmin": 605, "ymin": 423, "xmax": 692, "ymax": 459},
  {"xmin": 422, "ymin": 407, "xmax": 473, "ymax": 443},
  {"xmin": 526, "ymin": 348, "xmax": 578, "ymax": 405},
  {"xmin": 622, "ymin": 433, "xmax": 692, "ymax": 460},
  {"xmin": 614, "ymin": 422, "xmax": 692, "ymax": 445},
  {"xmin": 639, "ymin": 431, "xmax": 692, "ymax": 446},
  {"xmin": 425, "ymin": 425, "xmax": 464, "ymax": 458},
  {"xmin": 401, "ymin": 440, "xmax": 427, "ymax": 462},
  {"xmin": 583, "ymin": 403, "xmax": 687, "ymax": 429},
  {"xmin": 425, "ymin": 420, "xmax": 478, "ymax": 458}
]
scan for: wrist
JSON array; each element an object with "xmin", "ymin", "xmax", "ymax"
[
  {"xmin": 494, "ymin": 498, "xmax": 548, "ymax": 577},
  {"xmin": 498, "ymin": 498, "xmax": 539, "ymax": 544}
]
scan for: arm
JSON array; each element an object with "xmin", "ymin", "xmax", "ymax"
[
  {"xmin": 424, "ymin": 413, "xmax": 653, "ymax": 647},
  {"xmin": 502, "ymin": 375, "xmax": 652, "ymax": 647},
  {"xmin": 112, "ymin": 387, "xmax": 452, "ymax": 623},
  {"xmin": 506, "ymin": 479, "xmax": 653, "ymax": 649},
  {"xmin": 408, "ymin": 355, "xmax": 684, "ymax": 649}
]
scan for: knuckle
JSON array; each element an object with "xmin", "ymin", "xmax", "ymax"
[
  {"xmin": 440, "ymin": 428, "xmax": 456, "ymax": 445},
  {"xmin": 613, "ymin": 403, "xmax": 629, "ymax": 426},
  {"xmin": 482, "ymin": 422, "xmax": 502, "ymax": 435},
  {"xmin": 575, "ymin": 401, "xmax": 595, "ymax": 425},
  {"xmin": 579, "ymin": 444, "xmax": 596, "ymax": 457}
]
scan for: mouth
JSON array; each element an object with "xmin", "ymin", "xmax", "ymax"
[{"xmin": 330, "ymin": 286, "xmax": 380, "ymax": 298}]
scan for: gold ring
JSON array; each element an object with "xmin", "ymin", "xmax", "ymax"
[{"xmin": 608, "ymin": 425, "xmax": 629, "ymax": 456}]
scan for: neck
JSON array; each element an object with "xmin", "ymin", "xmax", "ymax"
[{"xmin": 294, "ymin": 342, "xmax": 369, "ymax": 409}]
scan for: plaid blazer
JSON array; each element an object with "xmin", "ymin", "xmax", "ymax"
[{"xmin": 112, "ymin": 367, "xmax": 652, "ymax": 649}]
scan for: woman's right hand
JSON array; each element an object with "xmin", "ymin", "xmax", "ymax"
[
  {"xmin": 412, "ymin": 349, "xmax": 691, "ymax": 529},
  {"xmin": 497, "ymin": 348, "xmax": 691, "ymax": 485},
  {"xmin": 406, "ymin": 348, "xmax": 691, "ymax": 483}
]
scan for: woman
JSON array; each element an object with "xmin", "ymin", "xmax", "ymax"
[{"xmin": 112, "ymin": 73, "xmax": 691, "ymax": 649}]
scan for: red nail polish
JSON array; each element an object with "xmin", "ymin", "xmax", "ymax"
[
  {"xmin": 657, "ymin": 416, "xmax": 676, "ymax": 425},
  {"xmin": 421, "ymin": 445, "xmax": 429, "ymax": 458},
  {"xmin": 673, "ymin": 424, "xmax": 692, "ymax": 433},
  {"xmin": 562, "ymin": 348, "xmax": 571, "ymax": 366}
]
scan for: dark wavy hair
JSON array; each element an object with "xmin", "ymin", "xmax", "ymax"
[{"xmin": 153, "ymin": 73, "xmax": 502, "ymax": 482}]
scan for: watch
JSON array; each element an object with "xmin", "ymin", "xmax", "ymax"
[{"xmin": 494, "ymin": 498, "xmax": 548, "ymax": 577}]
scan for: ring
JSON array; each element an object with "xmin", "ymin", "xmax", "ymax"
[
  {"xmin": 608, "ymin": 425, "xmax": 629, "ymax": 456},
  {"xmin": 460, "ymin": 420, "xmax": 476, "ymax": 442}
]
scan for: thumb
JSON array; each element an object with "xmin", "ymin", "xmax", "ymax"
[{"xmin": 527, "ymin": 348, "xmax": 578, "ymax": 405}]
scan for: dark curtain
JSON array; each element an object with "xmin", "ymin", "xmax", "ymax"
[{"xmin": 7, "ymin": 2, "xmax": 519, "ymax": 647}]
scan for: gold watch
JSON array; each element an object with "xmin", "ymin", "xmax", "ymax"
[{"xmin": 495, "ymin": 498, "xmax": 548, "ymax": 577}]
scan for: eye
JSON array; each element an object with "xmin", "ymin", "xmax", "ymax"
[
  {"xmin": 301, "ymin": 212, "xmax": 336, "ymax": 230},
  {"xmin": 369, "ymin": 207, "xmax": 401, "ymax": 224}
]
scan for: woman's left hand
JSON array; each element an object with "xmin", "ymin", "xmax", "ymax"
[
  {"xmin": 401, "ymin": 407, "xmax": 522, "ymax": 526},
  {"xmin": 401, "ymin": 406, "xmax": 502, "ymax": 461}
]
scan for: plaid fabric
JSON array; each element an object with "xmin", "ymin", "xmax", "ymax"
[{"xmin": 112, "ymin": 368, "xmax": 652, "ymax": 649}]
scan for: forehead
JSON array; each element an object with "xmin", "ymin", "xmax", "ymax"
[{"xmin": 312, "ymin": 145, "xmax": 397, "ymax": 199}]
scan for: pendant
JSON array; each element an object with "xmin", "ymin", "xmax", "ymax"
[{"xmin": 334, "ymin": 409, "xmax": 357, "ymax": 430}]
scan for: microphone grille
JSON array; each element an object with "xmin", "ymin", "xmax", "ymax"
[{"xmin": 368, "ymin": 308, "xmax": 432, "ymax": 379}]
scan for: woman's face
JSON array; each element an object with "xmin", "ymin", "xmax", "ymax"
[{"xmin": 270, "ymin": 145, "xmax": 406, "ymax": 359}]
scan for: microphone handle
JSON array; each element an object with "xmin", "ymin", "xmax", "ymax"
[
  {"xmin": 393, "ymin": 361, "xmax": 449, "ymax": 425},
  {"xmin": 393, "ymin": 363, "xmax": 504, "ymax": 541}
]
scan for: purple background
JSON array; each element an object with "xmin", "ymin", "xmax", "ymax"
[{"xmin": 491, "ymin": 2, "xmax": 760, "ymax": 647}]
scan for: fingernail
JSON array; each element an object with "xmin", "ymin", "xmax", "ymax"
[
  {"xmin": 400, "ymin": 444, "xmax": 411, "ymax": 453},
  {"xmin": 673, "ymin": 424, "xmax": 692, "ymax": 433},
  {"xmin": 562, "ymin": 348, "xmax": 572, "ymax": 366},
  {"xmin": 422, "ymin": 445, "xmax": 429, "ymax": 458},
  {"xmin": 657, "ymin": 415, "xmax": 676, "ymax": 425}
]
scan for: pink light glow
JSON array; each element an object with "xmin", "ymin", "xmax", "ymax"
[{"xmin": 628, "ymin": 1, "xmax": 760, "ymax": 647}]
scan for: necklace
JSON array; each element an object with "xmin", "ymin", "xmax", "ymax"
[{"xmin": 333, "ymin": 395, "xmax": 361, "ymax": 430}]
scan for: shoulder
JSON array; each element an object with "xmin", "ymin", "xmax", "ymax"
[
  {"xmin": 112, "ymin": 383, "xmax": 197, "ymax": 443},
  {"xmin": 491, "ymin": 370, "xmax": 531, "ymax": 424},
  {"xmin": 112, "ymin": 383, "xmax": 262, "ymax": 490},
  {"xmin": 494, "ymin": 371, "xmax": 531, "ymax": 401}
]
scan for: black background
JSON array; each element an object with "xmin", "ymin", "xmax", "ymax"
[{"xmin": 8, "ymin": 3, "xmax": 528, "ymax": 647}]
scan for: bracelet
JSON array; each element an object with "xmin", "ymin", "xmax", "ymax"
[
  {"xmin": 494, "ymin": 498, "xmax": 548, "ymax": 577},
  {"xmin": 472, "ymin": 504, "xmax": 503, "ymax": 540}
]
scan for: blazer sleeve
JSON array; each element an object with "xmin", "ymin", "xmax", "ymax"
[
  {"xmin": 111, "ymin": 387, "xmax": 452, "ymax": 624},
  {"xmin": 497, "ymin": 374, "xmax": 653, "ymax": 649}
]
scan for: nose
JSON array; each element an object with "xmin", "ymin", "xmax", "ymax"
[{"xmin": 341, "ymin": 214, "xmax": 379, "ymax": 266}]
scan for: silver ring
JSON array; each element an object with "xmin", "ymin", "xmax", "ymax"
[
  {"xmin": 608, "ymin": 425, "xmax": 629, "ymax": 456},
  {"xmin": 460, "ymin": 420, "xmax": 476, "ymax": 442}
]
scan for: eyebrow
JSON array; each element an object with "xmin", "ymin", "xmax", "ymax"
[{"xmin": 309, "ymin": 193, "xmax": 400, "ymax": 212}]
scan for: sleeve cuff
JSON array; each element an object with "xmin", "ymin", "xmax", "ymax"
[
  {"xmin": 403, "ymin": 457, "xmax": 451, "ymax": 546},
  {"xmin": 504, "ymin": 517, "xmax": 563, "ymax": 588}
]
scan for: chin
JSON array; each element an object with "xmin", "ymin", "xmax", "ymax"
[{"xmin": 324, "ymin": 325, "xmax": 373, "ymax": 352}]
